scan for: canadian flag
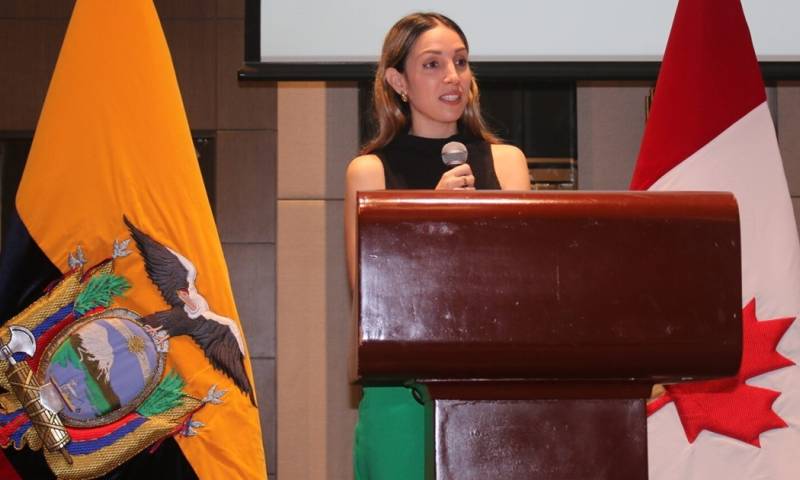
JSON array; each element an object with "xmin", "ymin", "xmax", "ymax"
[{"xmin": 631, "ymin": 0, "xmax": 800, "ymax": 478}]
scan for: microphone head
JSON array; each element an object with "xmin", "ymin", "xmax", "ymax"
[{"xmin": 441, "ymin": 141, "xmax": 468, "ymax": 167}]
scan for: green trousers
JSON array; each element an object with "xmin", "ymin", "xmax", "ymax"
[{"xmin": 353, "ymin": 386, "xmax": 425, "ymax": 480}]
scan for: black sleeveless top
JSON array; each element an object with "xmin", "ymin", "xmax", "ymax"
[{"xmin": 375, "ymin": 131, "xmax": 501, "ymax": 189}]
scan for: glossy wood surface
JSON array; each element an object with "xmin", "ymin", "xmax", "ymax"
[
  {"xmin": 433, "ymin": 398, "xmax": 646, "ymax": 480},
  {"xmin": 357, "ymin": 191, "xmax": 742, "ymax": 383}
]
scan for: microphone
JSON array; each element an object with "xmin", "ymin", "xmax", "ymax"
[{"xmin": 441, "ymin": 141, "xmax": 468, "ymax": 167}]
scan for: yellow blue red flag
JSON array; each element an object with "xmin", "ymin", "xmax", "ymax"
[{"xmin": 0, "ymin": 1, "xmax": 267, "ymax": 478}]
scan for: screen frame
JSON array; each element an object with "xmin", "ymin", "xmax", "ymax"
[{"xmin": 241, "ymin": 0, "xmax": 800, "ymax": 81}]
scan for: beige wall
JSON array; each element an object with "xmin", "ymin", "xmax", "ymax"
[
  {"xmin": 778, "ymin": 82, "xmax": 800, "ymax": 233},
  {"xmin": 276, "ymin": 82, "xmax": 359, "ymax": 479},
  {"xmin": 576, "ymin": 81, "xmax": 652, "ymax": 189}
]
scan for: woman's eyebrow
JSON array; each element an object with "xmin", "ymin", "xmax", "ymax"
[{"xmin": 417, "ymin": 46, "xmax": 468, "ymax": 56}]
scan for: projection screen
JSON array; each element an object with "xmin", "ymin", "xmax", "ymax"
[{"xmin": 243, "ymin": 0, "xmax": 800, "ymax": 79}]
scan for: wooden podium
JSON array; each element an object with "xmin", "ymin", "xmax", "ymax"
[{"xmin": 354, "ymin": 191, "xmax": 742, "ymax": 480}]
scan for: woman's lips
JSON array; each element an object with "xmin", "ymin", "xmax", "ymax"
[{"xmin": 439, "ymin": 92, "xmax": 462, "ymax": 103}]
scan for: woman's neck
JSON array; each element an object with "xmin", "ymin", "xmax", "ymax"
[{"xmin": 408, "ymin": 121, "xmax": 458, "ymax": 139}]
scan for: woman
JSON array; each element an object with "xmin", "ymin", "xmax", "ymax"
[{"xmin": 345, "ymin": 12, "xmax": 530, "ymax": 479}]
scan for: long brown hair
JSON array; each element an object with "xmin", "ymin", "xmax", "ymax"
[{"xmin": 361, "ymin": 12, "xmax": 499, "ymax": 154}]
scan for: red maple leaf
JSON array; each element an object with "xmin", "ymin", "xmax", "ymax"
[{"xmin": 647, "ymin": 298, "xmax": 795, "ymax": 447}]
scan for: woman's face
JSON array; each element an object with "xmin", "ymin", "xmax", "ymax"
[{"xmin": 391, "ymin": 24, "xmax": 472, "ymax": 138}]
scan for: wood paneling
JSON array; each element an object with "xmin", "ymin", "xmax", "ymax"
[
  {"xmin": 223, "ymin": 242, "xmax": 276, "ymax": 358},
  {"xmin": 252, "ymin": 357, "xmax": 277, "ymax": 476},
  {"xmin": 778, "ymin": 82, "xmax": 800, "ymax": 196},
  {"xmin": 0, "ymin": 20, "xmax": 67, "ymax": 130},
  {"xmin": 576, "ymin": 81, "xmax": 653, "ymax": 189},
  {"xmin": 216, "ymin": 130, "xmax": 276, "ymax": 242},
  {"xmin": 162, "ymin": 20, "xmax": 218, "ymax": 130},
  {"xmin": 218, "ymin": 20, "xmax": 276, "ymax": 130},
  {"xmin": 0, "ymin": 0, "xmax": 75, "ymax": 18},
  {"xmin": 154, "ymin": 0, "xmax": 216, "ymax": 19},
  {"xmin": 217, "ymin": 0, "xmax": 245, "ymax": 19}
]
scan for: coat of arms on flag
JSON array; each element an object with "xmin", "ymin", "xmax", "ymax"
[
  {"xmin": 0, "ymin": 257, "xmax": 198, "ymax": 479},
  {"xmin": 0, "ymin": 218, "xmax": 246, "ymax": 479}
]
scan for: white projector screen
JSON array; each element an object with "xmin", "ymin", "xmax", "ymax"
[{"xmin": 259, "ymin": 0, "xmax": 799, "ymax": 63}]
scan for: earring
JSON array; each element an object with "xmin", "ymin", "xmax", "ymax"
[{"xmin": 400, "ymin": 91, "xmax": 408, "ymax": 103}]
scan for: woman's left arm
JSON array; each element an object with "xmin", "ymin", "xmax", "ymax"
[{"xmin": 491, "ymin": 144, "xmax": 531, "ymax": 190}]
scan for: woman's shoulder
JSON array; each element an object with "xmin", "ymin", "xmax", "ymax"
[
  {"xmin": 489, "ymin": 143, "xmax": 531, "ymax": 190},
  {"xmin": 489, "ymin": 143, "xmax": 526, "ymax": 161},
  {"xmin": 348, "ymin": 154, "xmax": 383, "ymax": 174},
  {"xmin": 346, "ymin": 154, "xmax": 385, "ymax": 189}
]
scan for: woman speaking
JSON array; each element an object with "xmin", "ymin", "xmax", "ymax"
[{"xmin": 345, "ymin": 12, "xmax": 530, "ymax": 479}]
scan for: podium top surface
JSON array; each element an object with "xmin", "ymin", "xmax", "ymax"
[{"xmin": 356, "ymin": 191, "xmax": 742, "ymax": 383}]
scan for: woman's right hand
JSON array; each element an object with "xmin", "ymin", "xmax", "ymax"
[{"xmin": 436, "ymin": 163, "xmax": 475, "ymax": 190}]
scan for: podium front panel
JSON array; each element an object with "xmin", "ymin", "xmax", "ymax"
[{"xmin": 356, "ymin": 191, "xmax": 741, "ymax": 383}]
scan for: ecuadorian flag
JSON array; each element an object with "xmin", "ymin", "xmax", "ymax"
[{"xmin": 0, "ymin": 1, "xmax": 267, "ymax": 478}]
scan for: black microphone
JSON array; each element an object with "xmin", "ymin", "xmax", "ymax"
[{"xmin": 441, "ymin": 141, "xmax": 468, "ymax": 167}]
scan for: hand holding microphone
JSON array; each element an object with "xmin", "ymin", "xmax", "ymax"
[{"xmin": 437, "ymin": 141, "xmax": 474, "ymax": 190}]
